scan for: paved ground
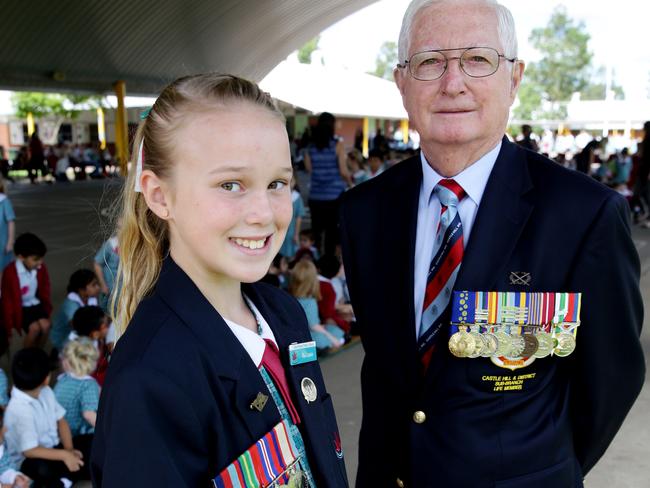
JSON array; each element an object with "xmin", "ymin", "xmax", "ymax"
[{"xmin": 5, "ymin": 178, "xmax": 648, "ymax": 487}]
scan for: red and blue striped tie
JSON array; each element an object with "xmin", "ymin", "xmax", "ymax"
[{"xmin": 418, "ymin": 178, "xmax": 466, "ymax": 369}]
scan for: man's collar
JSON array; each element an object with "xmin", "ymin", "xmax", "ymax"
[{"xmin": 420, "ymin": 141, "xmax": 501, "ymax": 205}]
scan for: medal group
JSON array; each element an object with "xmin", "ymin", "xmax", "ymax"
[{"xmin": 448, "ymin": 291, "xmax": 582, "ymax": 362}]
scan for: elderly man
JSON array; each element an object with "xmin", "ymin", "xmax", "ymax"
[{"xmin": 339, "ymin": 1, "xmax": 645, "ymax": 487}]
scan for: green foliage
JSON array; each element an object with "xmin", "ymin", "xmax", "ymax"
[
  {"xmin": 298, "ymin": 36, "xmax": 321, "ymax": 64},
  {"xmin": 11, "ymin": 92, "xmax": 106, "ymax": 118},
  {"xmin": 372, "ymin": 41, "xmax": 398, "ymax": 81},
  {"xmin": 519, "ymin": 5, "xmax": 594, "ymax": 120}
]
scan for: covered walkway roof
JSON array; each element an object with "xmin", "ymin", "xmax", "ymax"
[
  {"xmin": 1, "ymin": 0, "xmax": 377, "ymax": 95},
  {"xmin": 261, "ymin": 60, "xmax": 407, "ymax": 120}
]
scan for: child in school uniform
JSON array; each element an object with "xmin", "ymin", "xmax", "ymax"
[
  {"xmin": 69, "ymin": 306, "xmax": 110, "ymax": 386},
  {"xmin": 0, "ymin": 370, "xmax": 7, "ymax": 411},
  {"xmin": 289, "ymin": 260, "xmax": 346, "ymax": 353},
  {"xmin": 278, "ymin": 175, "xmax": 305, "ymax": 259},
  {"xmin": 0, "ymin": 233, "xmax": 52, "ymax": 348},
  {"xmin": 50, "ymin": 269, "xmax": 101, "ymax": 356},
  {"xmin": 0, "ymin": 410, "xmax": 30, "ymax": 488},
  {"xmin": 93, "ymin": 232, "xmax": 119, "ymax": 313},
  {"xmin": 5, "ymin": 348, "xmax": 85, "ymax": 487},
  {"xmin": 0, "ymin": 177, "xmax": 16, "ymax": 276},
  {"xmin": 91, "ymin": 74, "xmax": 348, "ymax": 487},
  {"xmin": 54, "ymin": 339, "xmax": 99, "ymax": 455}
]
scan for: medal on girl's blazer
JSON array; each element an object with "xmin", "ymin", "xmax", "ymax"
[
  {"xmin": 554, "ymin": 332, "xmax": 576, "ymax": 357},
  {"xmin": 533, "ymin": 331, "xmax": 555, "ymax": 358},
  {"xmin": 448, "ymin": 330, "xmax": 475, "ymax": 358}
]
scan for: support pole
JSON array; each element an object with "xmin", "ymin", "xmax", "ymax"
[
  {"xmin": 113, "ymin": 81, "xmax": 129, "ymax": 175},
  {"xmin": 97, "ymin": 107, "xmax": 106, "ymax": 150},
  {"xmin": 401, "ymin": 119, "xmax": 409, "ymax": 144},
  {"xmin": 27, "ymin": 112, "xmax": 35, "ymax": 137},
  {"xmin": 362, "ymin": 117, "xmax": 369, "ymax": 158}
]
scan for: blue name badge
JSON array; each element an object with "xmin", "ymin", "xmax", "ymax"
[{"xmin": 288, "ymin": 341, "xmax": 317, "ymax": 366}]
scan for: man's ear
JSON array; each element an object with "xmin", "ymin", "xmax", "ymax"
[
  {"xmin": 510, "ymin": 60, "xmax": 525, "ymax": 99},
  {"xmin": 140, "ymin": 170, "xmax": 172, "ymax": 220}
]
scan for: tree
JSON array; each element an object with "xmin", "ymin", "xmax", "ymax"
[
  {"xmin": 297, "ymin": 36, "xmax": 321, "ymax": 64},
  {"xmin": 372, "ymin": 41, "xmax": 398, "ymax": 81},
  {"xmin": 11, "ymin": 92, "xmax": 106, "ymax": 143},
  {"xmin": 515, "ymin": 6, "xmax": 592, "ymax": 120}
]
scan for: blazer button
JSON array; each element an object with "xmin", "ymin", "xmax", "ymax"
[
  {"xmin": 413, "ymin": 411, "xmax": 426, "ymax": 424},
  {"xmin": 396, "ymin": 478, "xmax": 405, "ymax": 487}
]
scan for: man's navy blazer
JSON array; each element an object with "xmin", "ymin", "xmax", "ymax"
[
  {"xmin": 340, "ymin": 139, "xmax": 645, "ymax": 488},
  {"xmin": 91, "ymin": 258, "xmax": 349, "ymax": 487}
]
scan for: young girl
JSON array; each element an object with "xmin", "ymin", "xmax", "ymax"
[
  {"xmin": 0, "ymin": 410, "xmax": 30, "ymax": 488},
  {"xmin": 54, "ymin": 339, "xmax": 100, "ymax": 442},
  {"xmin": 0, "ymin": 177, "xmax": 15, "ymax": 276},
  {"xmin": 289, "ymin": 260, "xmax": 346, "ymax": 353},
  {"xmin": 91, "ymin": 74, "xmax": 348, "ymax": 487},
  {"xmin": 50, "ymin": 269, "xmax": 100, "ymax": 354}
]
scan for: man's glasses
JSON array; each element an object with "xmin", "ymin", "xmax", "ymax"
[{"xmin": 399, "ymin": 47, "xmax": 517, "ymax": 81}]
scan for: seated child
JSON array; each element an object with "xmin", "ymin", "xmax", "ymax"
[
  {"xmin": 70, "ymin": 306, "xmax": 110, "ymax": 386},
  {"xmin": 298, "ymin": 228, "xmax": 319, "ymax": 261},
  {"xmin": 5, "ymin": 348, "xmax": 85, "ymax": 486},
  {"xmin": 0, "ymin": 410, "xmax": 30, "ymax": 488},
  {"xmin": 316, "ymin": 255, "xmax": 353, "ymax": 334},
  {"xmin": 289, "ymin": 260, "xmax": 345, "ymax": 353},
  {"xmin": 0, "ymin": 233, "xmax": 52, "ymax": 348},
  {"xmin": 54, "ymin": 339, "xmax": 100, "ymax": 440},
  {"xmin": 50, "ymin": 269, "xmax": 100, "ymax": 355}
]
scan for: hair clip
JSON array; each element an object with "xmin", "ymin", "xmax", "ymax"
[
  {"xmin": 139, "ymin": 107, "xmax": 151, "ymax": 120},
  {"xmin": 134, "ymin": 139, "xmax": 144, "ymax": 192}
]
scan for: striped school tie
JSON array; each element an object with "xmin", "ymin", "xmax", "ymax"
[{"xmin": 418, "ymin": 178, "xmax": 466, "ymax": 369}]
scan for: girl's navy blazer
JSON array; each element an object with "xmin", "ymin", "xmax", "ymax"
[{"xmin": 90, "ymin": 257, "xmax": 349, "ymax": 487}]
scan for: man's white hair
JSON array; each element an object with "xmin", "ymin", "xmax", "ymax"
[{"xmin": 397, "ymin": 0, "xmax": 518, "ymax": 64}]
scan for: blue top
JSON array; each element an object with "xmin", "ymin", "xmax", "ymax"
[
  {"xmin": 296, "ymin": 297, "xmax": 319, "ymax": 327},
  {"xmin": 53, "ymin": 373, "xmax": 100, "ymax": 436},
  {"xmin": 50, "ymin": 298, "xmax": 82, "ymax": 350},
  {"xmin": 308, "ymin": 139, "xmax": 346, "ymax": 201},
  {"xmin": 0, "ymin": 197, "xmax": 15, "ymax": 271},
  {"xmin": 0, "ymin": 369, "xmax": 8, "ymax": 407},
  {"xmin": 279, "ymin": 191, "xmax": 305, "ymax": 258},
  {"xmin": 94, "ymin": 238, "xmax": 120, "ymax": 292}
]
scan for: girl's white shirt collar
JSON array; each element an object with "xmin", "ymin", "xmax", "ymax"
[{"xmin": 222, "ymin": 296, "xmax": 278, "ymax": 368}]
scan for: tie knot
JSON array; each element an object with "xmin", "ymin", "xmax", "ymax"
[{"xmin": 434, "ymin": 179, "xmax": 466, "ymax": 206}]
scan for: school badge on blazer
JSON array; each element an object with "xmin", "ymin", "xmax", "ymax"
[
  {"xmin": 212, "ymin": 420, "xmax": 307, "ymax": 488},
  {"xmin": 449, "ymin": 291, "xmax": 582, "ymax": 371}
]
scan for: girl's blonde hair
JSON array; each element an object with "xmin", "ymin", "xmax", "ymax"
[
  {"xmin": 289, "ymin": 260, "xmax": 321, "ymax": 300},
  {"xmin": 112, "ymin": 73, "xmax": 284, "ymax": 335},
  {"xmin": 62, "ymin": 339, "xmax": 99, "ymax": 377}
]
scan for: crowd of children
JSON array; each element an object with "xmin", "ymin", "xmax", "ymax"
[{"xmin": 0, "ymin": 182, "xmax": 119, "ymax": 486}]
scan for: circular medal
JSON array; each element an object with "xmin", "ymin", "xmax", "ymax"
[
  {"xmin": 448, "ymin": 331, "xmax": 476, "ymax": 358},
  {"xmin": 533, "ymin": 331, "xmax": 555, "ymax": 358},
  {"xmin": 494, "ymin": 330, "xmax": 511, "ymax": 357},
  {"xmin": 467, "ymin": 331, "xmax": 485, "ymax": 358},
  {"xmin": 480, "ymin": 333, "xmax": 499, "ymax": 357},
  {"xmin": 520, "ymin": 334, "xmax": 539, "ymax": 357},
  {"xmin": 300, "ymin": 377, "xmax": 318, "ymax": 403},
  {"xmin": 554, "ymin": 333, "xmax": 576, "ymax": 357},
  {"xmin": 505, "ymin": 334, "xmax": 526, "ymax": 359}
]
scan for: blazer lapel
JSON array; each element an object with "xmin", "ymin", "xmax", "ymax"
[
  {"xmin": 380, "ymin": 156, "xmax": 423, "ymax": 386},
  {"xmin": 156, "ymin": 259, "xmax": 281, "ymax": 440},
  {"xmin": 455, "ymin": 138, "xmax": 535, "ymax": 290}
]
